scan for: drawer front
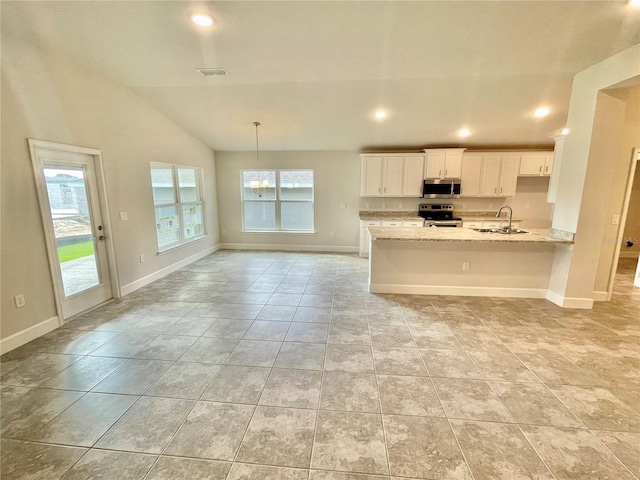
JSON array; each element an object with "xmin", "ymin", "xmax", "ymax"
[
  {"xmin": 381, "ymin": 221, "xmax": 402, "ymax": 227},
  {"xmin": 402, "ymin": 221, "xmax": 424, "ymax": 227},
  {"xmin": 463, "ymin": 221, "xmax": 483, "ymax": 228},
  {"xmin": 361, "ymin": 221, "xmax": 381, "ymax": 227}
]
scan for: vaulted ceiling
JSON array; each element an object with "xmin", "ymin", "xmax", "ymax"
[{"xmin": 3, "ymin": 1, "xmax": 639, "ymax": 151}]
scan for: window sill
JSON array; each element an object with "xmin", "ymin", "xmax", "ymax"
[
  {"xmin": 241, "ymin": 230, "xmax": 316, "ymax": 235},
  {"xmin": 157, "ymin": 234, "xmax": 209, "ymax": 256}
]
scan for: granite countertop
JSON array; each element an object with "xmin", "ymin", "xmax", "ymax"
[
  {"xmin": 367, "ymin": 227, "xmax": 573, "ymax": 244},
  {"xmin": 360, "ymin": 211, "xmax": 422, "ymax": 220}
]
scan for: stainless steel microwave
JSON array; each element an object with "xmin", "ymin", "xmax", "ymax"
[{"xmin": 423, "ymin": 179, "xmax": 461, "ymax": 198}]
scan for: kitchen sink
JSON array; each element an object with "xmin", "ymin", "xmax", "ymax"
[{"xmin": 471, "ymin": 228, "xmax": 531, "ymax": 235}]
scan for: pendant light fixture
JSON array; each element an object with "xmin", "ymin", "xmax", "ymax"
[{"xmin": 250, "ymin": 121, "xmax": 269, "ymax": 197}]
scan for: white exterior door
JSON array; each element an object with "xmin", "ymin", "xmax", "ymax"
[{"xmin": 29, "ymin": 140, "xmax": 115, "ymax": 320}]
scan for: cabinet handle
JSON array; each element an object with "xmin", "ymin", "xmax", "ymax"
[
  {"xmin": 494, "ymin": 187, "xmax": 497, "ymax": 194},
  {"xmin": 378, "ymin": 187, "xmax": 381, "ymax": 193},
  {"xmin": 445, "ymin": 169, "xmax": 448, "ymax": 176},
  {"xmin": 539, "ymin": 166, "xmax": 542, "ymax": 173},
  {"xmin": 500, "ymin": 187, "xmax": 503, "ymax": 193},
  {"xmin": 384, "ymin": 187, "xmax": 386, "ymax": 193},
  {"xmin": 545, "ymin": 166, "xmax": 549, "ymax": 173},
  {"xmin": 439, "ymin": 169, "xmax": 442, "ymax": 177}
]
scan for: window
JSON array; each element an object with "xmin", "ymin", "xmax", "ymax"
[
  {"xmin": 242, "ymin": 170, "xmax": 314, "ymax": 232},
  {"xmin": 151, "ymin": 163, "xmax": 205, "ymax": 251}
]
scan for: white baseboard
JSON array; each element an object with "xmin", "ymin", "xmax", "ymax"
[
  {"xmin": 120, "ymin": 245, "xmax": 221, "ymax": 296},
  {"xmin": 369, "ymin": 284, "xmax": 548, "ymax": 299},
  {"xmin": 0, "ymin": 316, "xmax": 59, "ymax": 355},
  {"xmin": 218, "ymin": 243, "xmax": 359, "ymax": 254},
  {"xmin": 592, "ymin": 290, "xmax": 610, "ymax": 302},
  {"xmin": 619, "ymin": 251, "xmax": 639, "ymax": 259},
  {"xmin": 546, "ymin": 290, "xmax": 594, "ymax": 309}
]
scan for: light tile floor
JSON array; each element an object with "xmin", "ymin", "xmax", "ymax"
[{"xmin": 1, "ymin": 252, "xmax": 638, "ymax": 480}]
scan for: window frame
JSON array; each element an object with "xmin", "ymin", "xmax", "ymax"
[
  {"xmin": 151, "ymin": 162, "xmax": 206, "ymax": 252},
  {"xmin": 241, "ymin": 169, "xmax": 315, "ymax": 233}
]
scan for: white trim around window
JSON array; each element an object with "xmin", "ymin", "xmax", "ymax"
[
  {"xmin": 241, "ymin": 169, "xmax": 315, "ymax": 233},
  {"xmin": 150, "ymin": 162, "xmax": 206, "ymax": 252}
]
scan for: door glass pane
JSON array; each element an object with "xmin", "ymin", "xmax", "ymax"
[
  {"xmin": 182, "ymin": 203, "xmax": 203, "ymax": 239},
  {"xmin": 281, "ymin": 202, "xmax": 314, "ymax": 231},
  {"xmin": 178, "ymin": 168, "xmax": 200, "ymax": 202},
  {"xmin": 244, "ymin": 202, "xmax": 276, "ymax": 230},
  {"xmin": 44, "ymin": 166, "xmax": 100, "ymax": 297},
  {"xmin": 280, "ymin": 170, "xmax": 314, "ymax": 200},
  {"xmin": 151, "ymin": 165, "xmax": 176, "ymax": 205},
  {"xmin": 155, "ymin": 206, "xmax": 181, "ymax": 248},
  {"xmin": 242, "ymin": 171, "xmax": 276, "ymax": 200}
]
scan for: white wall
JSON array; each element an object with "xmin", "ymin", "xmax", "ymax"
[
  {"xmin": 216, "ymin": 151, "xmax": 360, "ymax": 251},
  {"xmin": 1, "ymin": 33, "xmax": 219, "ymax": 340},
  {"xmin": 548, "ymin": 44, "xmax": 640, "ymax": 306}
]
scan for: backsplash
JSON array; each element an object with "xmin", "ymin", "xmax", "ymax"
[{"xmin": 358, "ymin": 177, "xmax": 554, "ymax": 228}]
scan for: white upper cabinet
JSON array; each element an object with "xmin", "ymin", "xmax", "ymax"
[
  {"xmin": 519, "ymin": 153, "xmax": 553, "ymax": 176},
  {"xmin": 460, "ymin": 155, "xmax": 482, "ymax": 197},
  {"xmin": 383, "ymin": 156, "xmax": 404, "ymax": 196},
  {"xmin": 424, "ymin": 149, "xmax": 464, "ymax": 179},
  {"xmin": 402, "ymin": 155, "xmax": 425, "ymax": 196},
  {"xmin": 499, "ymin": 155, "xmax": 519, "ymax": 196},
  {"xmin": 360, "ymin": 154, "xmax": 425, "ymax": 197},
  {"xmin": 360, "ymin": 156, "xmax": 383, "ymax": 196},
  {"xmin": 463, "ymin": 154, "xmax": 520, "ymax": 197}
]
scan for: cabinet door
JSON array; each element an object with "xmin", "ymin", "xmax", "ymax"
[
  {"xmin": 402, "ymin": 156, "xmax": 424, "ymax": 196},
  {"xmin": 425, "ymin": 152, "xmax": 445, "ymax": 179},
  {"xmin": 479, "ymin": 157, "xmax": 501, "ymax": 196},
  {"xmin": 361, "ymin": 156, "xmax": 383, "ymax": 196},
  {"xmin": 519, "ymin": 154, "xmax": 544, "ymax": 175},
  {"xmin": 543, "ymin": 155, "xmax": 554, "ymax": 176},
  {"xmin": 499, "ymin": 156, "xmax": 519, "ymax": 196},
  {"xmin": 461, "ymin": 156, "xmax": 481, "ymax": 196},
  {"xmin": 444, "ymin": 151, "xmax": 463, "ymax": 178},
  {"xmin": 382, "ymin": 157, "xmax": 404, "ymax": 196}
]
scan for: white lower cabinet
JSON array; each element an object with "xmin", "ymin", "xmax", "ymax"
[
  {"xmin": 359, "ymin": 219, "xmax": 424, "ymax": 256},
  {"xmin": 360, "ymin": 220, "xmax": 381, "ymax": 256}
]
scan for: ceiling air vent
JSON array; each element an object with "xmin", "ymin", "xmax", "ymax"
[{"xmin": 196, "ymin": 68, "xmax": 229, "ymax": 77}]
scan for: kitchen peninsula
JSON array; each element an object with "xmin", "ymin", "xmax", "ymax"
[{"xmin": 368, "ymin": 227, "xmax": 573, "ymax": 299}]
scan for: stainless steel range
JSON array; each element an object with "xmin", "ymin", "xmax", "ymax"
[{"xmin": 418, "ymin": 204, "xmax": 463, "ymax": 228}]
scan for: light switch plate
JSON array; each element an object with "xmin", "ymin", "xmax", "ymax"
[{"xmin": 120, "ymin": 212, "xmax": 128, "ymax": 221}]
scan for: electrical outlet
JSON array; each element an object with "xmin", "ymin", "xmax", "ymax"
[
  {"xmin": 339, "ymin": 202, "xmax": 346, "ymax": 209},
  {"xmin": 119, "ymin": 211, "xmax": 128, "ymax": 221},
  {"xmin": 222, "ymin": 228, "xmax": 226, "ymax": 234},
  {"xmin": 462, "ymin": 202, "xmax": 467, "ymax": 209},
  {"xmin": 365, "ymin": 202, "xmax": 371, "ymax": 209},
  {"xmin": 398, "ymin": 202, "xmax": 403, "ymax": 209},
  {"xmin": 525, "ymin": 203, "xmax": 530, "ymax": 209},
  {"xmin": 462, "ymin": 262, "xmax": 470, "ymax": 271},
  {"xmin": 382, "ymin": 203, "xmax": 387, "ymax": 209},
  {"xmin": 612, "ymin": 215, "xmax": 620, "ymax": 225},
  {"xmin": 139, "ymin": 254, "xmax": 145, "ymax": 263},
  {"xmin": 329, "ymin": 230, "xmax": 334, "ymax": 237},
  {"xmin": 14, "ymin": 294, "xmax": 26, "ymax": 308}
]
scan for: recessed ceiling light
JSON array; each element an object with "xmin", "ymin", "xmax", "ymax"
[
  {"xmin": 561, "ymin": 128, "xmax": 570, "ymax": 135},
  {"xmin": 192, "ymin": 14, "xmax": 213, "ymax": 27},
  {"xmin": 458, "ymin": 128, "xmax": 471, "ymax": 138},
  {"xmin": 534, "ymin": 107, "xmax": 551, "ymax": 118},
  {"xmin": 374, "ymin": 111, "xmax": 387, "ymax": 120},
  {"xmin": 629, "ymin": 0, "xmax": 640, "ymax": 7}
]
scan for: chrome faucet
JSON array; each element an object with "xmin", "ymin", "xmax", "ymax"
[{"xmin": 496, "ymin": 205, "xmax": 513, "ymax": 233}]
